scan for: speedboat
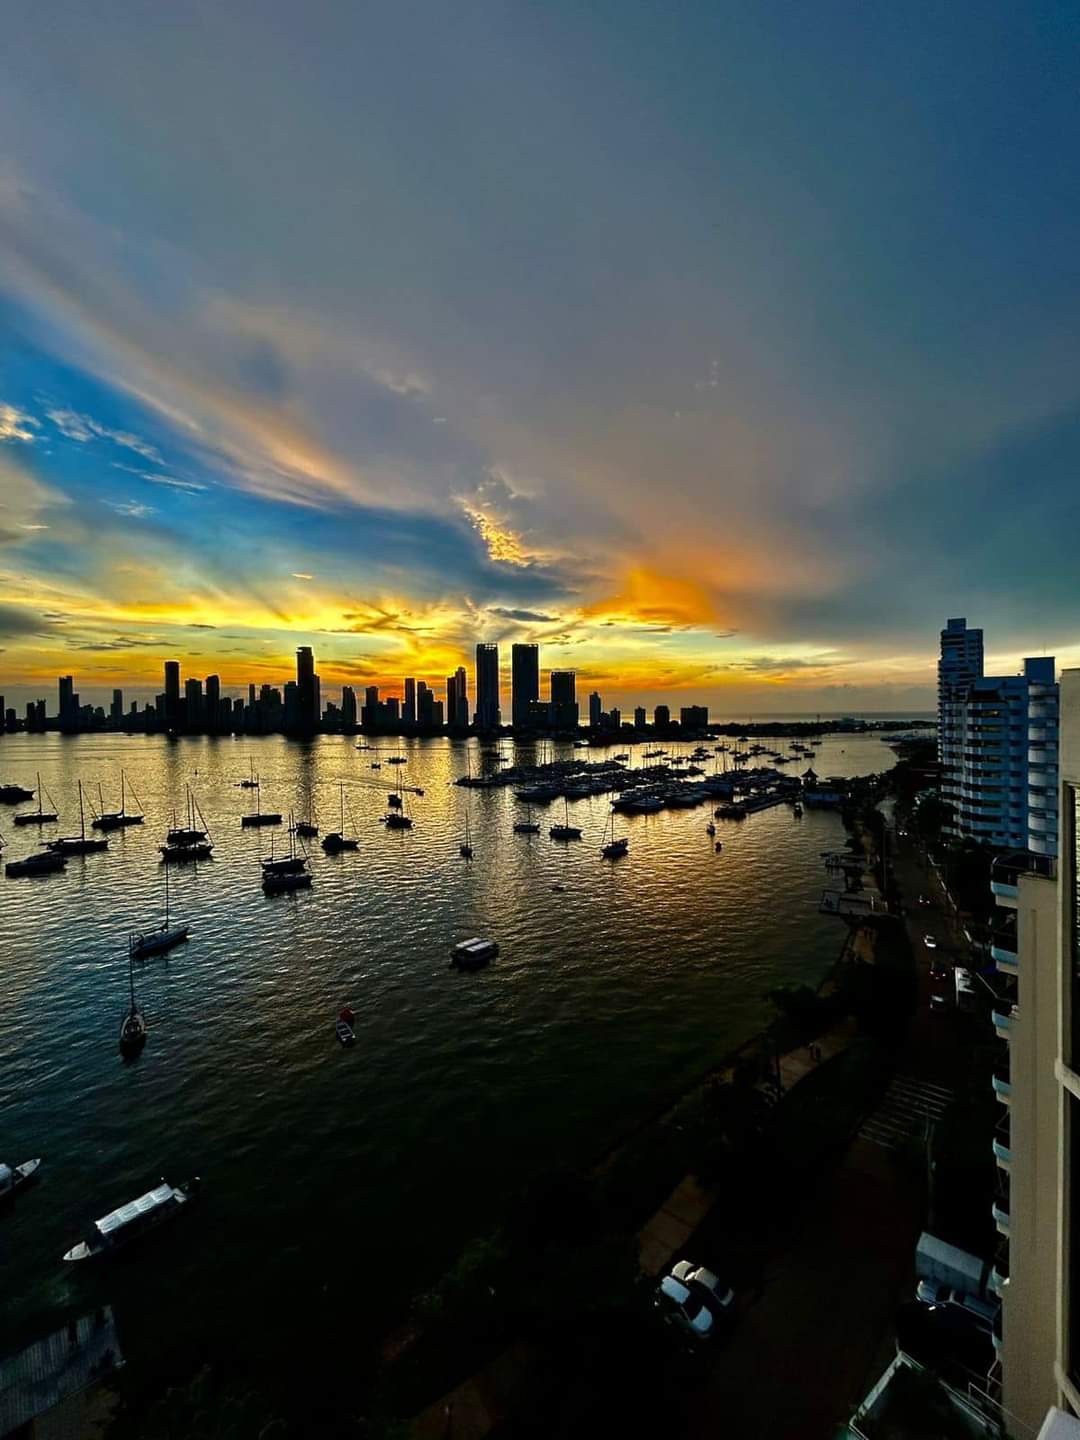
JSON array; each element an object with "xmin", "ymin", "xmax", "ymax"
[
  {"xmin": 0, "ymin": 784, "xmax": 34, "ymax": 803},
  {"xmin": 0, "ymin": 1158, "xmax": 41, "ymax": 1203},
  {"xmin": 450, "ymin": 938, "xmax": 498, "ymax": 970},
  {"xmin": 63, "ymin": 1178, "xmax": 200, "ymax": 1260},
  {"xmin": 6, "ymin": 850, "xmax": 66, "ymax": 877}
]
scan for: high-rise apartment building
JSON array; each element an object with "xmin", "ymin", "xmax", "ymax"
[
  {"xmin": 511, "ymin": 644, "xmax": 540, "ymax": 730},
  {"xmin": 681, "ymin": 705, "xmax": 709, "ymax": 730},
  {"xmin": 341, "ymin": 686, "xmax": 357, "ymax": 728},
  {"xmin": 634, "ymin": 706, "xmax": 647, "ymax": 730},
  {"xmin": 475, "ymin": 643, "xmax": 500, "ymax": 730},
  {"xmin": 588, "ymin": 691, "xmax": 602, "ymax": 729},
  {"xmin": 403, "ymin": 678, "xmax": 416, "ymax": 726},
  {"xmin": 988, "ymin": 669, "xmax": 1079, "ymax": 1432},
  {"xmin": 939, "ymin": 617, "xmax": 985, "ymax": 811}
]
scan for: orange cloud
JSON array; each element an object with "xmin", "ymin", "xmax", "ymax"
[{"xmin": 584, "ymin": 567, "xmax": 720, "ymax": 630}]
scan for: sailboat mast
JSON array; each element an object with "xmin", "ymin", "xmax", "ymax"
[
  {"xmin": 36, "ymin": 772, "xmax": 42, "ymax": 818},
  {"xmin": 120, "ymin": 770, "xmax": 126, "ymax": 817},
  {"xmin": 79, "ymin": 781, "xmax": 86, "ymax": 840},
  {"xmin": 164, "ymin": 858, "xmax": 170, "ymax": 929}
]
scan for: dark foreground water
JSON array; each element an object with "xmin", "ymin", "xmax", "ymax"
[{"xmin": 0, "ymin": 730, "xmax": 894, "ymax": 1414}]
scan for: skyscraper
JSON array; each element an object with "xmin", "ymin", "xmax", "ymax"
[
  {"xmin": 164, "ymin": 660, "xmax": 180, "ymax": 731},
  {"xmin": 58, "ymin": 675, "xmax": 78, "ymax": 733},
  {"xmin": 550, "ymin": 670, "xmax": 578, "ymax": 731},
  {"xmin": 634, "ymin": 706, "xmax": 647, "ymax": 730},
  {"xmin": 938, "ymin": 617, "xmax": 984, "ymax": 816},
  {"xmin": 475, "ymin": 643, "xmax": 500, "ymax": 730},
  {"xmin": 295, "ymin": 646, "xmax": 319, "ymax": 734},
  {"xmin": 454, "ymin": 666, "xmax": 469, "ymax": 728},
  {"xmin": 341, "ymin": 686, "xmax": 357, "ymax": 728},
  {"xmin": 403, "ymin": 677, "xmax": 416, "ymax": 726},
  {"xmin": 588, "ymin": 691, "xmax": 602, "ymax": 729},
  {"xmin": 205, "ymin": 674, "xmax": 221, "ymax": 733},
  {"xmin": 511, "ymin": 643, "xmax": 540, "ymax": 730},
  {"xmin": 110, "ymin": 689, "xmax": 123, "ymax": 725},
  {"xmin": 184, "ymin": 676, "xmax": 204, "ymax": 732},
  {"xmin": 446, "ymin": 673, "xmax": 458, "ymax": 728}
]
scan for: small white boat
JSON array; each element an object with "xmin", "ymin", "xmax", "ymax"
[
  {"xmin": 0, "ymin": 1158, "xmax": 41, "ymax": 1202},
  {"xmin": 450, "ymin": 937, "xmax": 498, "ymax": 970},
  {"xmin": 63, "ymin": 1177, "xmax": 200, "ymax": 1261},
  {"xmin": 336, "ymin": 1007, "xmax": 356, "ymax": 1047}
]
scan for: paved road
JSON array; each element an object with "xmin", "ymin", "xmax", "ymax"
[{"xmin": 681, "ymin": 822, "xmax": 981, "ymax": 1438}]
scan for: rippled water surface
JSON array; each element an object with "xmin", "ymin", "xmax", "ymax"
[{"xmin": 0, "ymin": 731, "xmax": 893, "ymax": 1402}]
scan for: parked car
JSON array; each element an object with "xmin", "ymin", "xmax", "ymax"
[
  {"xmin": 923, "ymin": 934, "xmax": 938, "ymax": 950},
  {"xmin": 655, "ymin": 1261, "xmax": 735, "ymax": 1340},
  {"xmin": 929, "ymin": 960, "xmax": 949, "ymax": 982},
  {"xmin": 670, "ymin": 1260, "xmax": 735, "ymax": 1313},
  {"xmin": 915, "ymin": 1280, "xmax": 998, "ymax": 1334}
]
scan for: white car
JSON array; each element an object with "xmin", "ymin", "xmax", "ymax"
[
  {"xmin": 923, "ymin": 934, "xmax": 938, "ymax": 950},
  {"xmin": 655, "ymin": 1261, "xmax": 734, "ymax": 1340}
]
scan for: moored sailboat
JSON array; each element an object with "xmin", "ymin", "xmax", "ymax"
[
  {"xmin": 160, "ymin": 788, "xmax": 214, "ymax": 862},
  {"xmin": 93, "ymin": 771, "xmax": 144, "ymax": 830},
  {"xmin": 13, "ymin": 774, "xmax": 58, "ymax": 826},
  {"xmin": 601, "ymin": 812, "xmax": 629, "ymax": 859},
  {"xmin": 130, "ymin": 861, "xmax": 190, "ymax": 959},
  {"xmin": 119, "ymin": 949, "xmax": 147, "ymax": 1058},
  {"xmin": 48, "ymin": 781, "xmax": 109, "ymax": 856},
  {"xmin": 241, "ymin": 778, "xmax": 282, "ymax": 828},
  {"xmin": 322, "ymin": 783, "xmax": 359, "ymax": 853}
]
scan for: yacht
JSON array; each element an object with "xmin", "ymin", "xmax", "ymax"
[
  {"xmin": 93, "ymin": 772, "xmax": 144, "ymax": 830},
  {"xmin": 48, "ymin": 782, "xmax": 109, "ymax": 856},
  {"xmin": 130, "ymin": 862, "xmax": 190, "ymax": 959},
  {"xmin": 0, "ymin": 1158, "xmax": 41, "ymax": 1202},
  {"xmin": 5, "ymin": 849, "xmax": 67, "ymax": 877},
  {"xmin": 450, "ymin": 937, "xmax": 498, "ymax": 970},
  {"xmin": 13, "ymin": 774, "xmax": 58, "ymax": 826},
  {"xmin": 63, "ymin": 1177, "xmax": 200, "ymax": 1260}
]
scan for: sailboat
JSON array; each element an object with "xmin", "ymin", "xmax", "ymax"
[
  {"xmin": 460, "ymin": 812, "xmax": 473, "ymax": 859},
  {"xmin": 6, "ymin": 847, "xmax": 66, "ymax": 877},
  {"xmin": 241, "ymin": 778, "xmax": 282, "ymax": 828},
  {"xmin": 383, "ymin": 775, "xmax": 412, "ymax": 829},
  {"xmin": 119, "ymin": 950, "xmax": 148, "ymax": 1058},
  {"xmin": 322, "ymin": 784, "xmax": 359, "ymax": 853},
  {"xmin": 295, "ymin": 798, "xmax": 319, "ymax": 839},
  {"xmin": 549, "ymin": 797, "xmax": 582, "ymax": 841},
  {"xmin": 13, "ymin": 773, "xmax": 58, "ymax": 826},
  {"xmin": 160, "ymin": 788, "xmax": 213, "ymax": 863},
  {"xmin": 93, "ymin": 771, "xmax": 144, "ymax": 830},
  {"xmin": 238, "ymin": 758, "xmax": 259, "ymax": 789},
  {"xmin": 0, "ymin": 782, "xmax": 34, "ymax": 803},
  {"xmin": 48, "ymin": 781, "xmax": 109, "ymax": 856},
  {"xmin": 262, "ymin": 816, "xmax": 312, "ymax": 893},
  {"xmin": 130, "ymin": 862, "xmax": 190, "ymax": 958},
  {"xmin": 601, "ymin": 812, "xmax": 629, "ymax": 860},
  {"xmin": 513, "ymin": 803, "xmax": 541, "ymax": 835}
]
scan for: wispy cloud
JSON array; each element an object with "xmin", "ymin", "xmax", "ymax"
[
  {"xmin": 0, "ymin": 404, "xmax": 40, "ymax": 443},
  {"xmin": 47, "ymin": 407, "xmax": 161, "ymax": 462}
]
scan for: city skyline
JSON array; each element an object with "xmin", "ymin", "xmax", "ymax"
[{"xmin": 2, "ymin": 2, "xmax": 1078, "ymax": 713}]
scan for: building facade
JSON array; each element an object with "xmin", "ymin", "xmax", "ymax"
[{"xmin": 992, "ymin": 669, "xmax": 1080, "ymax": 1432}]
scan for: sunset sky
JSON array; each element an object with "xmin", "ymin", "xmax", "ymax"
[{"xmin": 1, "ymin": 1, "xmax": 1077, "ymax": 714}]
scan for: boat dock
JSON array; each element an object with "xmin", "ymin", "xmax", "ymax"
[{"xmin": 0, "ymin": 1306, "xmax": 123, "ymax": 1437}]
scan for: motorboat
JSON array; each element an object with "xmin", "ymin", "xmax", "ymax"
[
  {"xmin": 336, "ymin": 1008, "xmax": 356, "ymax": 1047},
  {"xmin": 63, "ymin": 1177, "xmax": 200, "ymax": 1260},
  {"xmin": 450, "ymin": 937, "xmax": 498, "ymax": 970},
  {"xmin": 6, "ymin": 850, "xmax": 66, "ymax": 877},
  {"xmin": 0, "ymin": 784, "xmax": 34, "ymax": 803},
  {"xmin": 13, "ymin": 774, "xmax": 58, "ymax": 826},
  {"xmin": 0, "ymin": 1158, "xmax": 41, "ymax": 1202}
]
